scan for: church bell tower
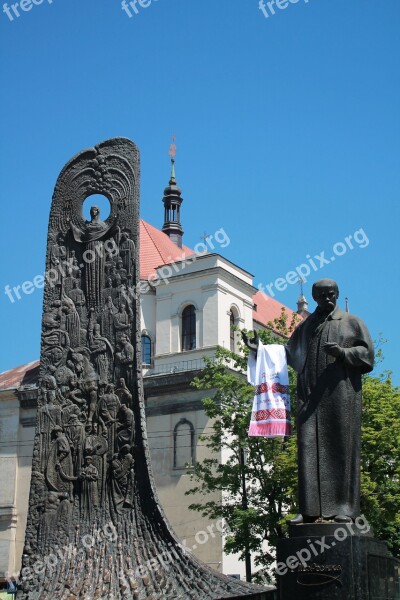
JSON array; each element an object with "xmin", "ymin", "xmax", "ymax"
[{"xmin": 162, "ymin": 137, "xmax": 184, "ymax": 248}]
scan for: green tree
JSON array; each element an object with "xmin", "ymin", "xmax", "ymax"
[
  {"xmin": 361, "ymin": 371, "xmax": 400, "ymax": 554},
  {"xmin": 186, "ymin": 314, "xmax": 400, "ymax": 584},
  {"xmin": 187, "ymin": 310, "xmax": 299, "ymax": 583}
]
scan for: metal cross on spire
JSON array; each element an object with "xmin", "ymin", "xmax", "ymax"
[
  {"xmin": 298, "ymin": 277, "xmax": 305, "ymax": 296},
  {"xmin": 168, "ymin": 134, "xmax": 177, "ymax": 181}
]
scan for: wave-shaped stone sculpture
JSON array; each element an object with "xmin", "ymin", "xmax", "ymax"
[{"xmin": 18, "ymin": 138, "xmax": 270, "ymax": 600}]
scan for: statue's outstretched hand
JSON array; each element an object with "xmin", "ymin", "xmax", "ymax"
[
  {"xmin": 323, "ymin": 342, "xmax": 344, "ymax": 358},
  {"xmin": 241, "ymin": 330, "xmax": 259, "ymax": 353}
]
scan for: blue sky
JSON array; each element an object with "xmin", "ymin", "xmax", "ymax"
[{"xmin": 0, "ymin": 0, "xmax": 399, "ymax": 381}]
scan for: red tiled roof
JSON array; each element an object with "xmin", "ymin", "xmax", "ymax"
[
  {"xmin": 0, "ymin": 361, "xmax": 40, "ymax": 390},
  {"xmin": 252, "ymin": 290, "xmax": 303, "ymax": 330},
  {"xmin": 140, "ymin": 219, "xmax": 194, "ymax": 279},
  {"xmin": 139, "ymin": 221, "xmax": 303, "ymax": 330}
]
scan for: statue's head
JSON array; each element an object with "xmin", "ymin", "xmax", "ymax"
[
  {"xmin": 52, "ymin": 346, "xmax": 63, "ymax": 364},
  {"xmin": 312, "ymin": 279, "xmax": 339, "ymax": 313},
  {"xmin": 120, "ymin": 444, "xmax": 130, "ymax": 456},
  {"xmin": 90, "ymin": 206, "xmax": 100, "ymax": 220},
  {"xmin": 53, "ymin": 426, "xmax": 63, "ymax": 438}
]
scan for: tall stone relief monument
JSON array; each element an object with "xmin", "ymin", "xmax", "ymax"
[{"xmin": 18, "ymin": 138, "xmax": 270, "ymax": 600}]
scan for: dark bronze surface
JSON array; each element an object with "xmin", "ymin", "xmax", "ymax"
[
  {"xmin": 18, "ymin": 138, "xmax": 270, "ymax": 600},
  {"xmin": 286, "ymin": 279, "xmax": 374, "ymax": 520},
  {"xmin": 243, "ymin": 279, "xmax": 375, "ymax": 522}
]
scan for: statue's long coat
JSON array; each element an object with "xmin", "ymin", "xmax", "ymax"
[{"xmin": 286, "ymin": 306, "xmax": 374, "ymax": 518}]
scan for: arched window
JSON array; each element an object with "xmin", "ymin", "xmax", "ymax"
[
  {"xmin": 182, "ymin": 305, "xmax": 196, "ymax": 351},
  {"xmin": 141, "ymin": 335, "xmax": 152, "ymax": 366},
  {"xmin": 173, "ymin": 418, "xmax": 195, "ymax": 469},
  {"xmin": 230, "ymin": 310, "xmax": 236, "ymax": 352}
]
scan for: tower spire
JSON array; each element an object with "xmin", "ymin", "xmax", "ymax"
[
  {"xmin": 296, "ymin": 278, "xmax": 309, "ymax": 316},
  {"xmin": 168, "ymin": 135, "xmax": 177, "ymax": 183},
  {"xmin": 162, "ymin": 135, "xmax": 184, "ymax": 248}
]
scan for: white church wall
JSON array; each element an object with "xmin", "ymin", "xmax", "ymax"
[
  {"xmin": 0, "ymin": 392, "xmax": 19, "ymax": 577},
  {"xmin": 146, "ymin": 396, "xmax": 224, "ymax": 570}
]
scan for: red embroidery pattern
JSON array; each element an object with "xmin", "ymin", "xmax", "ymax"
[
  {"xmin": 255, "ymin": 382, "xmax": 289, "ymax": 395},
  {"xmin": 251, "ymin": 409, "xmax": 290, "ymax": 421}
]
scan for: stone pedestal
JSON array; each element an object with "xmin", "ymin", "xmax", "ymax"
[{"xmin": 276, "ymin": 524, "xmax": 400, "ymax": 599}]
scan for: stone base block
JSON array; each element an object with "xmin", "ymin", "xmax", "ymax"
[{"xmin": 276, "ymin": 526, "xmax": 400, "ymax": 599}]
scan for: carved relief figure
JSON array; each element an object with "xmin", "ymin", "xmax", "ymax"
[
  {"xmin": 99, "ymin": 384, "xmax": 120, "ymax": 456},
  {"xmin": 38, "ymin": 492, "xmax": 61, "ymax": 551},
  {"xmin": 46, "ymin": 427, "xmax": 74, "ymax": 496},
  {"xmin": 38, "ymin": 389, "xmax": 62, "ymax": 471},
  {"xmin": 49, "ymin": 233, "xmax": 66, "ymax": 287},
  {"xmin": 65, "ymin": 374, "xmax": 87, "ymax": 418},
  {"xmin": 53, "ymin": 354, "xmax": 75, "ymax": 397},
  {"xmin": 88, "ymin": 313, "xmax": 113, "ymax": 387},
  {"xmin": 64, "ymin": 413, "xmax": 85, "ymax": 476},
  {"xmin": 115, "ymin": 377, "xmax": 132, "ymax": 405},
  {"xmin": 42, "ymin": 320, "xmax": 70, "ymax": 355},
  {"xmin": 62, "ymin": 294, "xmax": 81, "ymax": 349},
  {"xmin": 113, "ymin": 304, "xmax": 130, "ymax": 341},
  {"xmin": 114, "ymin": 334, "xmax": 134, "ymax": 386},
  {"xmin": 115, "ymin": 259, "xmax": 128, "ymax": 285},
  {"xmin": 84, "ymin": 429, "xmax": 108, "ymax": 504},
  {"xmin": 117, "ymin": 404, "xmax": 135, "ymax": 449},
  {"xmin": 119, "ymin": 231, "xmax": 135, "ymax": 279},
  {"xmin": 80, "ymin": 455, "xmax": 99, "ymax": 519},
  {"xmin": 69, "ymin": 351, "xmax": 98, "ymax": 429},
  {"xmin": 70, "ymin": 205, "xmax": 115, "ymax": 310},
  {"xmin": 66, "ymin": 250, "xmax": 81, "ymax": 279},
  {"xmin": 110, "ymin": 445, "xmax": 134, "ymax": 512},
  {"xmin": 101, "ymin": 296, "xmax": 117, "ymax": 345},
  {"xmin": 67, "ymin": 279, "xmax": 86, "ymax": 322}
]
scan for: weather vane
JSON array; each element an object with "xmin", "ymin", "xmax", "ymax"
[{"xmin": 169, "ymin": 134, "xmax": 177, "ymax": 161}]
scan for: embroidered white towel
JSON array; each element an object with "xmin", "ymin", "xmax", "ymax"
[{"xmin": 247, "ymin": 341, "xmax": 291, "ymax": 437}]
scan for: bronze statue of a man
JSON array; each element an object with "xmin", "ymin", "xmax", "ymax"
[{"xmin": 245, "ymin": 278, "xmax": 374, "ymax": 523}]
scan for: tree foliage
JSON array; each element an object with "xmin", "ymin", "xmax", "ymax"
[
  {"xmin": 186, "ymin": 311, "xmax": 400, "ymax": 583},
  {"xmin": 361, "ymin": 371, "xmax": 400, "ymax": 554}
]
